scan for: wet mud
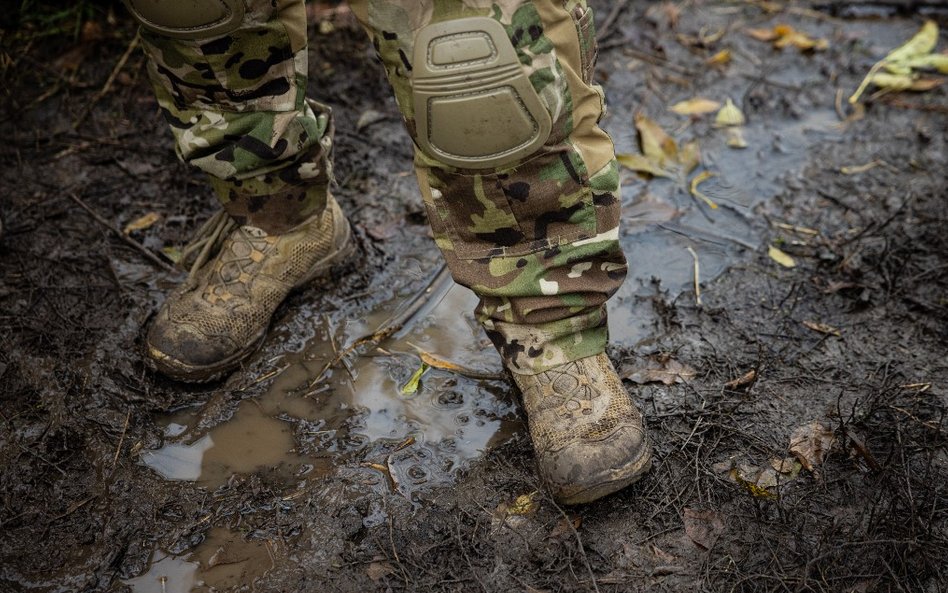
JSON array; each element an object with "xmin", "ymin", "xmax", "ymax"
[{"xmin": 2, "ymin": 1, "xmax": 947, "ymax": 592}]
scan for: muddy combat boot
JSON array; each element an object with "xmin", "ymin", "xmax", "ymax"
[
  {"xmin": 511, "ymin": 353, "xmax": 652, "ymax": 505},
  {"xmin": 145, "ymin": 197, "xmax": 353, "ymax": 382}
]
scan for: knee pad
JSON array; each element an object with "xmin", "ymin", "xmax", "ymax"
[
  {"xmin": 412, "ymin": 17, "xmax": 553, "ymax": 170},
  {"xmin": 123, "ymin": 0, "xmax": 244, "ymax": 39}
]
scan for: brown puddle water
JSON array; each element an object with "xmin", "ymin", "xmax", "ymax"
[
  {"xmin": 141, "ymin": 282, "xmax": 520, "ymax": 494},
  {"xmin": 124, "ymin": 527, "xmax": 274, "ymax": 593}
]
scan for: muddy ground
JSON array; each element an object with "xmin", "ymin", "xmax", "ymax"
[{"xmin": 2, "ymin": 1, "xmax": 948, "ymax": 592}]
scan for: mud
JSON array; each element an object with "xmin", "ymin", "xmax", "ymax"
[{"xmin": 1, "ymin": 1, "xmax": 947, "ymax": 592}]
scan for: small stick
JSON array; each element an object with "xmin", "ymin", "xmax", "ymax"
[
  {"xmin": 67, "ymin": 192, "xmax": 177, "ymax": 273},
  {"xmin": 687, "ymin": 247, "xmax": 702, "ymax": 306},
  {"xmin": 597, "ymin": 0, "xmax": 632, "ymax": 42},
  {"xmin": 111, "ymin": 409, "xmax": 131, "ymax": 469}
]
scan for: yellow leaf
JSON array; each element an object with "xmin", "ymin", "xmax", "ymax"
[
  {"xmin": 508, "ymin": 492, "xmax": 538, "ymax": 515},
  {"xmin": 616, "ymin": 153, "xmax": 673, "ymax": 178},
  {"xmin": 746, "ymin": 27, "xmax": 778, "ymax": 42},
  {"xmin": 715, "ymin": 99, "xmax": 746, "ymax": 127},
  {"xmin": 871, "ymin": 72, "xmax": 945, "ymax": 92},
  {"xmin": 670, "ymin": 98, "xmax": 722, "ymax": 116},
  {"xmin": 400, "ymin": 363, "xmax": 428, "ymax": 395},
  {"xmin": 726, "ymin": 127, "xmax": 749, "ymax": 149},
  {"xmin": 901, "ymin": 53, "xmax": 948, "ymax": 74},
  {"xmin": 679, "ymin": 141, "xmax": 702, "ymax": 175},
  {"xmin": 123, "ymin": 212, "xmax": 160, "ymax": 235},
  {"xmin": 635, "ymin": 113, "xmax": 679, "ymax": 163},
  {"xmin": 707, "ymin": 49, "xmax": 732, "ymax": 66},
  {"xmin": 886, "ymin": 20, "xmax": 938, "ymax": 64},
  {"xmin": 689, "ymin": 171, "xmax": 719, "ymax": 210},
  {"xmin": 768, "ymin": 245, "xmax": 797, "ymax": 268},
  {"xmin": 162, "ymin": 246, "xmax": 183, "ymax": 264},
  {"xmin": 748, "ymin": 24, "xmax": 828, "ymax": 51}
]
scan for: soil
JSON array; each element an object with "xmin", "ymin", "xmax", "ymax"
[{"xmin": 1, "ymin": 1, "xmax": 947, "ymax": 592}]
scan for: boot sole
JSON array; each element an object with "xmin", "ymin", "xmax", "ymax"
[
  {"xmin": 144, "ymin": 225, "xmax": 356, "ymax": 383},
  {"xmin": 554, "ymin": 438, "xmax": 654, "ymax": 506}
]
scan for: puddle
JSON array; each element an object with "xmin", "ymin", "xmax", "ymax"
[
  {"xmin": 142, "ymin": 282, "xmax": 520, "ymax": 497},
  {"xmin": 606, "ymin": 104, "xmax": 841, "ymax": 346},
  {"xmin": 124, "ymin": 528, "xmax": 273, "ymax": 593}
]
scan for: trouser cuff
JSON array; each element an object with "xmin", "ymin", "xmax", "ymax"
[{"xmin": 484, "ymin": 307, "xmax": 610, "ymax": 376}]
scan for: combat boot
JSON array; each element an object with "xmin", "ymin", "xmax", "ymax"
[
  {"xmin": 145, "ymin": 196, "xmax": 353, "ymax": 382},
  {"xmin": 511, "ymin": 353, "xmax": 652, "ymax": 505}
]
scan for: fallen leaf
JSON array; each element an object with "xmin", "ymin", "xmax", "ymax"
[
  {"xmin": 400, "ymin": 363, "xmax": 428, "ymax": 395},
  {"xmin": 682, "ymin": 508, "xmax": 725, "ymax": 550},
  {"xmin": 724, "ymin": 369, "xmax": 757, "ymax": 390},
  {"xmin": 725, "ymin": 127, "xmax": 749, "ymax": 149},
  {"xmin": 768, "ymin": 245, "xmax": 797, "ymax": 268},
  {"xmin": 366, "ymin": 561, "xmax": 395, "ymax": 583},
  {"xmin": 707, "ymin": 49, "xmax": 733, "ymax": 66},
  {"xmin": 617, "ymin": 115, "xmax": 701, "ymax": 180},
  {"xmin": 508, "ymin": 492, "xmax": 538, "ymax": 515},
  {"xmin": 771, "ymin": 457, "xmax": 803, "ymax": 478},
  {"xmin": 728, "ymin": 466, "xmax": 779, "ymax": 499},
  {"xmin": 714, "ymin": 99, "xmax": 746, "ymax": 127},
  {"xmin": 356, "ymin": 108, "xmax": 387, "ymax": 131},
  {"xmin": 803, "ymin": 320, "xmax": 841, "ymax": 337},
  {"xmin": 162, "ymin": 246, "xmax": 183, "ymax": 264},
  {"xmin": 123, "ymin": 212, "xmax": 160, "ymax": 235},
  {"xmin": 548, "ymin": 515, "xmax": 582, "ymax": 540},
  {"xmin": 748, "ymin": 24, "xmax": 828, "ymax": 51},
  {"xmin": 670, "ymin": 97, "xmax": 722, "ymax": 116},
  {"xmin": 870, "ymin": 72, "xmax": 945, "ymax": 92},
  {"xmin": 851, "ymin": 20, "xmax": 945, "ymax": 103},
  {"xmin": 689, "ymin": 171, "xmax": 719, "ymax": 209},
  {"xmin": 789, "ymin": 421, "xmax": 837, "ymax": 472},
  {"xmin": 622, "ymin": 354, "xmax": 696, "ymax": 385}
]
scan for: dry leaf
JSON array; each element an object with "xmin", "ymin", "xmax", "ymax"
[
  {"xmin": 123, "ymin": 212, "xmax": 160, "ymax": 235},
  {"xmin": 714, "ymin": 99, "xmax": 745, "ymax": 127},
  {"xmin": 724, "ymin": 369, "xmax": 757, "ymax": 390},
  {"xmin": 400, "ymin": 363, "xmax": 428, "ymax": 395},
  {"xmin": 622, "ymin": 355, "xmax": 696, "ymax": 385},
  {"xmin": 748, "ymin": 24, "xmax": 828, "ymax": 51},
  {"xmin": 851, "ymin": 20, "xmax": 944, "ymax": 103},
  {"xmin": 683, "ymin": 508, "xmax": 725, "ymax": 550},
  {"xmin": 725, "ymin": 127, "xmax": 748, "ymax": 149},
  {"xmin": 670, "ymin": 97, "xmax": 722, "ymax": 116},
  {"xmin": 689, "ymin": 171, "xmax": 719, "ymax": 209},
  {"xmin": 771, "ymin": 457, "xmax": 803, "ymax": 477},
  {"xmin": 366, "ymin": 561, "xmax": 395, "ymax": 583},
  {"xmin": 548, "ymin": 515, "xmax": 582, "ymax": 540},
  {"xmin": 768, "ymin": 245, "xmax": 797, "ymax": 268},
  {"xmin": 707, "ymin": 49, "xmax": 732, "ymax": 66},
  {"xmin": 789, "ymin": 421, "xmax": 837, "ymax": 472},
  {"xmin": 803, "ymin": 320, "xmax": 841, "ymax": 337},
  {"xmin": 617, "ymin": 115, "xmax": 700, "ymax": 180}
]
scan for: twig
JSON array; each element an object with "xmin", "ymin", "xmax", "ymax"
[
  {"xmin": 687, "ymin": 247, "xmax": 702, "ymax": 306},
  {"xmin": 597, "ymin": 0, "xmax": 632, "ymax": 42},
  {"xmin": 73, "ymin": 33, "xmax": 140, "ymax": 129},
  {"xmin": 306, "ymin": 264, "xmax": 451, "ymax": 390},
  {"xmin": 67, "ymin": 191, "xmax": 177, "ymax": 273},
  {"xmin": 111, "ymin": 409, "xmax": 131, "ymax": 470},
  {"xmin": 550, "ymin": 499, "xmax": 600, "ymax": 593}
]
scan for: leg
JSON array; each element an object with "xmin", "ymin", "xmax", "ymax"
[
  {"xmin": 127, "ymin": 0, "xmax": 352, "ymax": 380},
  {"xmin": 347, "ymin": 0, "xmax": 651, "ymax": 503}
]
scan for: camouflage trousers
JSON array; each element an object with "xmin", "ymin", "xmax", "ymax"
[{"xmin": 136, "ymin": 0, "xmax": 628, "ymax": 375}]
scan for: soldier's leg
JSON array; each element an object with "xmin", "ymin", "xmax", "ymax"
[
  {"xmin": 348, "ymin": 0, "xmax": 651, "ymax": 504},
  {"xmin": 126, "ymin": 0, "xmax": 352, "ymax": 381}
]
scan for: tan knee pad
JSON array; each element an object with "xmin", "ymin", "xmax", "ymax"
[
  {"xmin": 123, "ymin": 0, "xmax": 244, "ymax": 39},
  {"xmin": 411, "ymin": 17, "xmax": 553, "ymax": 170}
]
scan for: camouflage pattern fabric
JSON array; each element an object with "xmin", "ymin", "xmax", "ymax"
[{"xmin": 138, "ymin": 0, "xmax": 628, "ymax": 375}]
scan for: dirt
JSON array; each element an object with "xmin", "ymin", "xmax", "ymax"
[{"xmin": 1, "ymin": 1, "xmax": 947, "ymax": 592}]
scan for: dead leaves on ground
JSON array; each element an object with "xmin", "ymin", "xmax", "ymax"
[
  {"xmin": 851, "ymin": 20, "xmax": 948, "ymax": 103},
  {"xmin": 789, "ymin": 421, "xmax": 837, "ymax": 472},
  {"xmin": 747, "ymin": 24, "xmax": 829, "ymax": 52},
  {"xmin": 621, "ymin": 354, "xmax": 696, "ymax": 386},
  {"xmin": 683, "ymin": 508, "xmax": 725, "ymax": 550},
  {"xmin": 617, "ymin": 114, "xmax": 700, "ymax": 182}
]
